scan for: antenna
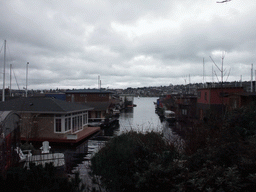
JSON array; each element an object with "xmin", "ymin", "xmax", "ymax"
[
  {"xmin": 98, "ymin": 75, "xmax": 100, "ymax": 89},
  {"xmin": 209, "ymin": 52, "xmax": 227, "ymax": 84},
  {"xmin": 210, "ymin": 52, "xmax": 227, "ymax": 118}
]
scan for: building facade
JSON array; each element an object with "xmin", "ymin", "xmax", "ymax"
[
  {"xmin": 0, "ymin": 97, "xmax": 99, "ymax": 144},
  {"xmin": 197, "ymin": 86, "xmax": 244, "ymax": 119}
]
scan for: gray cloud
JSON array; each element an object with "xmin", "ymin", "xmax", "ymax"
[{"xmin": 1, "ymin": 0, "xmax": 256, "ymax": 90}]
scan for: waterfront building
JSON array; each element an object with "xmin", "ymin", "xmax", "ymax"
[
  {"xmin": 0, "ymin": 97, "xmax": 99, "ymax": 144},
  {"xmin": 65, "ymin": 89, "xmax": 121, "ymax": 126},
  {"xmin": 197, "ymin": 86, "xmax": 244, "ymax": 120}
]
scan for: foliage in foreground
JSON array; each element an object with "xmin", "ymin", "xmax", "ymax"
[
  {"xmin": 91, "ymin": 131, "xmax": 179, "ymax": 191},
  {"xmin": 91, "ymin": 103, "xmax": 256, "ymax": 192},
  {"xmin": 0, "ymin": 163, "xmax": 85, "ymax": 192}
]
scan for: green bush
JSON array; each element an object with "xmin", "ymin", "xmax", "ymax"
[
  {"xmin": 0, "ymin": 163, "xmax": 84, "ymax": 192},
  {"xmin": 90, "ymin": 103, "xmax": 256, "ymax": 191},
  {"xmin": 91, "ymin": 131, "xmax": 179, "ymax": 191}
]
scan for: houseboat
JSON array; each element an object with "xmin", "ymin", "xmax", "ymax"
[{"xmin": 164, "ymin": 110, "xmax": 176, "ymax": 124}]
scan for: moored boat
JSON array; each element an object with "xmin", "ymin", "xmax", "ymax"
[{"xmin": 164, "ymin": 110, "xmax": 176, "ymax": 123}]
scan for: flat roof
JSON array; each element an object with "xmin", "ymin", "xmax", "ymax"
[{"xmin": 65, "ymin": 89, "xmax": 113, "ymax": 94}]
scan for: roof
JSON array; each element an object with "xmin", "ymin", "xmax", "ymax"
[
  {"xmin": 197, "ymin": 86, "xmax": 244, "ymax": 91},
  {"xmin": 0, "ymin": 97, "xmax": 93, "ymax": 114},
  {"xmin": 0, "ymin": 111, "xmax": 20, "ymax": 145},
  {"xmin": 65, "ymin": 89, "xmax": 113, "ymax": 94},
  {"xmin": 0, "ymin": 111, "xmax": 13, "ymax": 122}
]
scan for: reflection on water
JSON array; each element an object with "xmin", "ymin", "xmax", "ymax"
[
  {"xmin": 70, "ymin": 97, "xmax": 184, "ymax": 182},
  {"xmin": 118, "ymin": 97, "xmax": 162, "ymax": 134},
  {"xmin": 162, "ymin": 121, "xmax": 184, "ymax": 151}
]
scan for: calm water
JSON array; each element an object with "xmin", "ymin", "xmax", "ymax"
[{"xmin": 117, "ymin": 97, "xmax": 162, "ymax": 133}]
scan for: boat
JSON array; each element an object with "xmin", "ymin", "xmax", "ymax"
[
  {"xmin": 113, "ymin": 109, "xmax": 120, "ymax": 115},
  {"xmin": 127, "ymin": 104, "xmax": 137, "ymax": 108},
  {"xmin": 164, "ymin": 110, "xmax": 176, "ymax": 124}
]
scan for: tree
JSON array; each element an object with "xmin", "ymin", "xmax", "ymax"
[
  {"xmin": 91, "ymin": 131, "xmax": 179, "ymax": 192},
  {"xmin": 0, "ymin": 163, "xmax": 85, "ymax": 192}
]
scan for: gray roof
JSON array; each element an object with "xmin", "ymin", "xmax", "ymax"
[
  {"xmin": 65, "ymin": 89, "xmax": 113, "ymax": 94},
  {"xmin": 0, "ymin": 111, "xmax": 20, "ymax": 145},
  {"xmin": 0, "ymin": 97, "xmax": 93, "ymax": 114}
]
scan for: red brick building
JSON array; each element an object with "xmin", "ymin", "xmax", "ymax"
[
  {"xmin": 65, "ymin": 89, "xmax": 118, "ymax": 125},
  {"xmin": 197, "ymin": 86, "xmax": 244, "ymax": 119},
  {"xmin": 65, "ymin": 89, "xmax": 112, "ymax": 103},
  {"xmin": 227, "ymin": 92, "xmax": 256, "ymax": 110}
]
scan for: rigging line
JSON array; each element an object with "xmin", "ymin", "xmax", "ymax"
[
  {"xmin": 6, "ymin": 43, "xmax": 14, "ymax": 64},
  {"xmin": 209, "ymin": 56, "xmax": 221, "ymax": 72},
  {"xmin": 12, "ymin": 68, "xmax": 20, "ymax": 90},
  {"xmin": 0, "ymin": 43, "xmax": 3, "ymax": 54},
  {"xmin": 214, "ymin": 70, "xmax": 220, "ymax": 82},
  {"xmin": 225, "ymin": 68, "xmax": 231, "ymax": 82}
]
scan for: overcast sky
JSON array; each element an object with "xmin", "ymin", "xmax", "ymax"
[{"xmin": 0, "ymin": 0, "xmax": 256, "ymax": 90}]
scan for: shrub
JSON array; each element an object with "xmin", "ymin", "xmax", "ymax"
[
  {"xmin": 91, "ymin": 131, "xmax": 179, "ymax": 192},
  {"xmin": 0, "ymin": 163, "xmax": 84, "ymax": 192},
  {"xmin": 90, "ymin": 103, "xmax": 256, "ymax": 191}
]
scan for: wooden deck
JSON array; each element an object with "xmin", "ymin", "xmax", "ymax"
[{"xmin": 21, "ymin": 127, "xmax": 101, "ymax": 144}]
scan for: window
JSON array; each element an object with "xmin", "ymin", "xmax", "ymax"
[
  {"xmin": 182, "ymin": 109, "xmax": 187, "ymax": 115},
  {"xmin": 65, "ymin": 117, "xmax": 71, "ymax": 132},
  {"xmin": 55, "ymin": 119, "xmax": 62, "ymax": 132},
  {"xmin": 198, "ymin": 91, "xmax": 201, "ymax": 98},
  {"xmin": 83, "ymin": 114, "xmax": 88, "ymax": 125},
  {"xmin": 204, "ymin": 92, "xmax": 207, "ymax": 101},
  {"xmin": 57, "ymin": 112, "xmax": 88, "ymax": 133},
  {"xmin": 96, "ymin": 111, "xmax": 101, "ymax": 118},
  {"xmin": 71, "ymin": 112, "xmax": 84, "ymax": 133}
]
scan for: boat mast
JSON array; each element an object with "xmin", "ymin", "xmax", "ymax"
[
  {"xmin": 203, "ymin": 58, "xmax": 205, "ymax": 87},
  {"xmin": 26, "ymin": 62, "xmax": 29, "ymax": 97},
  {"xmin": 10, "ymin": 64, "xmax": 12, "ymax": 97},
  {"xmin": 251, "ymin": 64, "xmax": 253, "ymax": 93},
  {"xmin": 2, "ymin": 40, "xmax": 6, "ymax": 102}
]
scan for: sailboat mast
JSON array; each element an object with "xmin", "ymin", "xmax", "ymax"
[
  {"xmin": 10, "ymin": 64, "xmax": 12, "ymax": 97},
  {"xmin": 2, "ymin": 40, "xmax": 6, "ymax": 102},
  {"xmin": 26, "ymin": 62, "xmax": 29, "ymax": 97}
]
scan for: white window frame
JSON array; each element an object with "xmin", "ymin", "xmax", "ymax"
[
  {"xmin": 54, "ymin": 115, "xmax": 64, "ymax": 133},
  {"xmin": 55, "ymin": 111, "xmax": 88, "ymax": 134}
]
